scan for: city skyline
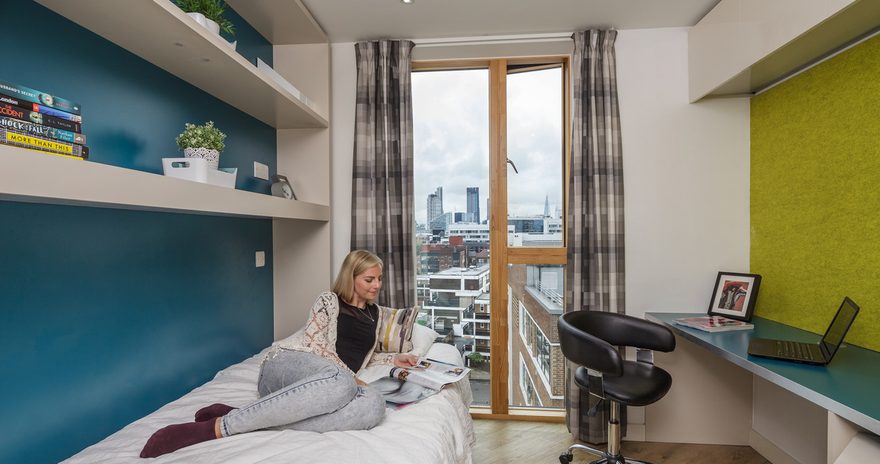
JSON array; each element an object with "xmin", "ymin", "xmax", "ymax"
[
  {"xmin": 412, "ymin": 67, "xmax": 563, "ymax": 225},
  {"xmin": 418, "ymin": 184, "xmax": 562, "ymax": 227}
]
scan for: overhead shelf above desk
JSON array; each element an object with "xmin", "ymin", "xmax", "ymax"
[
  {"xmin": 35, "ymin": 0, "xmax": 328, "ymax": 129},
  {"xmin": 689, "ymin": 0, "xmax": 880, "ymax": 101},
  {"xmin": 0, "ymin": 145, "xmax": 330, "ymax": 221}
]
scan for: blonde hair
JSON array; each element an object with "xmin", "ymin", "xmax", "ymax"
[{"xmin": 333, "ymin": 250, "xmax": 383, "ymax": 304}]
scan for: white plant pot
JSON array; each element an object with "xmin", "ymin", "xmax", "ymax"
[
  {"xmin": 205, "ymin": 18, "xmax": 221, "ymax": 35},
  {"xmin": 184, "ymin": 147, "xmax": 220, "ymax": 170},
  {"xmin": 187, "ymin": 12, "xmax": 207, "ymax": 28},
  {"xmin": 186, "ymin": 12, "xmax": 220, "ymax": 36}
]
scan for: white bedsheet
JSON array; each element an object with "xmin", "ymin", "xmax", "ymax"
[{"xmin": 64, "ymin": 343, "xmax": 475, "ymax": 464}]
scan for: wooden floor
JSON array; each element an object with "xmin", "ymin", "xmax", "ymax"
[{"xmin": 473, "ymin": 420, "xmax": 771, "ymax": 464}]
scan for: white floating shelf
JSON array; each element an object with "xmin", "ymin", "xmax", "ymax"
[
  {"xmin": 35, "ymin": 0, "xmax": 328, "ymax": 129},
  {"xmin": 0, "ymin": 145, "xmax": 329, "ymax": 221},
  {"xmin": 226, "ymin": 0, "xmax": 328, "ymax": 45}
]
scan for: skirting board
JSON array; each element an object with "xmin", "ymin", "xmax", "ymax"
[
  {"xmin": 623, "ymin": 424, "xmax": 646, "ymax": 442},
  {"xmin": 750, "ymin": 429, "xmax": 800, "ymax": 464}
]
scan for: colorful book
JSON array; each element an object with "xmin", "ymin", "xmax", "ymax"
[
  {"xmin": 0, "ymin": 127, "xmax": 88, "ymax": 159},
  {"xmin": 0, "ymin": 115, "xmax": 85, "ymax": 144},
  {"xmin": 673, "ymin": 316, "xmax": 754, "ymax": 333},
  {"xmin": 0, "ymin": 80, "xmax": 81, "ymax": 115},
  {"xmin": 0, "ymin": 102, "xmax": 82, "ymax": 132}
]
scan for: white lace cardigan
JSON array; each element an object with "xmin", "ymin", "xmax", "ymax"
[{"xmin": 271, "ymin": 291, "xmax": 396, "ymax": 375}]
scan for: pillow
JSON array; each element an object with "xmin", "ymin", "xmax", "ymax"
[
  {"xmin": 375, "ymin": 305, "xmax": 419, "ymax": 353},
  {"xmin": 411, "ymin": 323, "xmax": 441, "ymax": 357}
]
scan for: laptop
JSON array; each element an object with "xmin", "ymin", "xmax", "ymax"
[{"xmin": 747, "ymin": 297, "xmax": 860, "ymax": 365}]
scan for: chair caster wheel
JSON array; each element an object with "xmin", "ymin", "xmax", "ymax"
[{"xmin": 559, "ymin": 452, "xmax": 573, "ymax": 464}]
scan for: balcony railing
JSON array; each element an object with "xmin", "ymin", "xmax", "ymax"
[
  {"xmin": 462, "ymin": 310, "xmax": 491, "ymax": 320},
  {"xmin": 535, "ymin": 281, "xmax": 563, "ymax": 306}
]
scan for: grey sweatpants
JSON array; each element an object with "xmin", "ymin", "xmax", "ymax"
[{"xmin": 221, "ymin": 350, "xmax": 385, "ymax": 436}]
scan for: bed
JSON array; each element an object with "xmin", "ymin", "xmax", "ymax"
[{"xmin": 63, "ymin": 335, "xmax": 475, "ymax": 463}]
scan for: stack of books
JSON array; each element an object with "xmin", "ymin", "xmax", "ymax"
[{"xmin": 0, "ymin": 80, "xmax": 88, "ymax": 160}]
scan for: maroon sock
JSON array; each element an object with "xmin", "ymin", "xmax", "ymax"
[
  {"xmin": 194, "ymin": 403, "xmax": 236, "ymax": 422},
  {"xmin": 140, "ymin": 420, "xmax": 218, "ymax": 458}
]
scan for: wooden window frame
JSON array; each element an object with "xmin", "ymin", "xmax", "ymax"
[{"xmin": 413, "ymin": 56, "xmax": 570, "ymax": 421}]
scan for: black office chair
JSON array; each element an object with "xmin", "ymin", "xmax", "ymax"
[{"xmin": 558, "ymin": 311, "xmax": 675, "ymax": 464}]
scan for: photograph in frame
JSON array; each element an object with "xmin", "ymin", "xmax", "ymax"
[{"xmin": 707, "ymin": 272, "xmax": 761, "ymax": 321}]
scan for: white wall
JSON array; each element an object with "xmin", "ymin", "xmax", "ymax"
[
  {"xmin": 617, "ymin": 27, "xmax": 750, "ymax": 320},
  {"xmin": 330, "ymin": 28, "xmax": 750, "ymax": 318},
  {"xmin": 330, "ymin": 42, "xmax": 357, "ymax": 274}
]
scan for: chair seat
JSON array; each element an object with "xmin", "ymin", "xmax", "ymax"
[{"xmin": 575, "ymin": 361, "xmax": 672, "ymax": 406}]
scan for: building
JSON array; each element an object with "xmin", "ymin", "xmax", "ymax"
[
  {"xmin": 466, "ymin": 187, "xmax": 480, "ymax": 223},
  {"xmin": 417, "ymin": 264, "xmax": 491, "ymax": 337},
  {"xmin": 509, "ymin": 264, "xmax": 565, "ymax": 408},
  {"xmin": 427, "ymin": 186, "xmax": 443, "ymax": 225},
  {"xmin": 418, "ymin": 238, "xmax": 468, "ymax": 274}
]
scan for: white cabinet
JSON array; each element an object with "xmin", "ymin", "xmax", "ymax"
[{"xmin": 688, "ymin": 0, "xmax": 878, "ymax": 101}]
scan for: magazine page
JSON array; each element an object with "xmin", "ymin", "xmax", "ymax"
[
  {"xmin": 390, "ymin": 357, "xmax": 470, "ymax": 391},
  {"xmin": 673, "ymin": 316, "xmax": 754, "ymax": 332}
]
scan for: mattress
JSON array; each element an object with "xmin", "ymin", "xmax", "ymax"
[{"xmin": 63, "ymin": 343, "xmax": 475, "ymax": 463}]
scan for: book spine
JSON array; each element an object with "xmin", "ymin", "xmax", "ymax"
[
  {"xmin": 0, "ymin": 102, "xmax": 82, "ymax": 132},
  {"xmin": 0, "ymin": 93, "xmax": 83, "ymax": 123},
  {"xmin": 0, "ymin": 127, "xmax": 88, "ymax": 159},
  {"xmin": 0, "ymin": 115, "xmax": 86, "ymax": 144},
  {"xmin": 0, "ymin": 80, "xmax": 81, "ymax": 115}
]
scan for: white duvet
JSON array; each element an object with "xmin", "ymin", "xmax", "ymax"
[{"xmin": 63, "ymin": 343, "xmax": 475, "ymax": 464}]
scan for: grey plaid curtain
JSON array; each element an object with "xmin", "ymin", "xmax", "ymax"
[
  {"xmin": 351, "ymin": 40, "xmax": 416, "ymax": 308},
  {"xmin": 565, "ymin": 30, "xmax": 626, "ymax": 444}
]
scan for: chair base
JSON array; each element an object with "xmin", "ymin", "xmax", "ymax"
[
  {"xmin": 559, "ymin": 444, "xmax": 654, "ymax": 464},
  {"xmin": 559, "ymin": 400, "xmax": 654, "ymax": 464}
]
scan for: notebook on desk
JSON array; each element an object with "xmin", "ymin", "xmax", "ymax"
[{"xmin": 747, "ymin": 297, "xmax": 860, "ymax": 365}]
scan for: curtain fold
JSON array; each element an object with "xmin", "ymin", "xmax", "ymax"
[
  {"xmin": 351, "ymin": 40, "xmax": 416, "ymax": 308},
  {"xmin": 565, "ymin": 30, "xmax": 626, "ymax": 444}
]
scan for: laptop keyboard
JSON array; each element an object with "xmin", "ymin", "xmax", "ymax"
[{"xmin": 777, "ymin": 341, "xmax": 815, "ymax": 360}]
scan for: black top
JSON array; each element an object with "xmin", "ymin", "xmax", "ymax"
[{"xmin": 336, "ymin": 299, "xmax": 379, "ymax": 372}]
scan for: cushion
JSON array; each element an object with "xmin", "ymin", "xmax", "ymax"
[
  {"xmin": 375, "ymin": 305, "xmax": 419, "ymax": 353},
  {"xmin": 411, "ymin": 323, "xmax": 441, "ymax": 357}
]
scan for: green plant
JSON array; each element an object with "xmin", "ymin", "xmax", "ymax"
[
  {"xmin": 466, "ymin": 352, "xmax": 484, "ymax": 366},
  {"xmin": 175, "ymin": 0, "xmax": 235, "ymax": 36},
  {"xmin": 176, "ymin": 121, "xmax": 227, "ymax": 152}
]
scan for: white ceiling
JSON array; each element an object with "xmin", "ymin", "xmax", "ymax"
[{"xmin": 301, "ymin": 0, "xmax": 722, "ymax": 43}]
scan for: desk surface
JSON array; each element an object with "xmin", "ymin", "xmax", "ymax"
[{"xmin": 646, "ymin": 312, "xmax": 880, "ymax": 435}]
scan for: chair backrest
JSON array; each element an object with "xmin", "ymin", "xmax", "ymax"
[{"xmin": 558, "ymin": 311, "xmax": 675, "ymax": 377}]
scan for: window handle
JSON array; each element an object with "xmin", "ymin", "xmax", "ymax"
[{"xmin": 506, "ymin": 158, "xmax": 519, "ymax": 174}]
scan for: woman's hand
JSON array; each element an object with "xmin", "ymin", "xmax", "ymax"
[
  {"xmin": 393, "ymin": 353, "xmax": 419, "ymax": 368},
  {"xmin": 355, "ymin": 377, "xmax": 368, "ymax": 386}
]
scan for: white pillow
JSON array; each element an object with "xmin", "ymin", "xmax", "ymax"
[{"xmin": 411, "ymin": 323, "xmax": 441, "ymax": 357}]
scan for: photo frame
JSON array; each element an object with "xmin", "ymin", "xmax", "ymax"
[{"xmin": 707, "ymin": 271, "xmax": 761, "ymax": 321}]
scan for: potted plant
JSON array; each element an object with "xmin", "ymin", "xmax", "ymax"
[
  {"xmin": 466, "ymin": 352, "xmax": 485, "ymax": 368},
  {"xmin": 176, "ymin": 121, "xmax": 226, "ymax": 169},
  {"xmin": 175, "ymin": 0, "xmax": 235, "ymax": 38}
]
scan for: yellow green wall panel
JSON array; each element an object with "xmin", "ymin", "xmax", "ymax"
[{"xmin": 751, "ymin": 35, "xmax": 880, "ymax": 352}]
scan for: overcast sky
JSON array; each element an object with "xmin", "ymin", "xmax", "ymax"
[{"xmin": 412, "ymin": 67, "xmax": 563, "ymax": 226}]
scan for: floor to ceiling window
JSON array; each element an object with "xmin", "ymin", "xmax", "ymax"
[{"xmin": 413, "ymin": 57, "xmax": 569, "ymax": 416}]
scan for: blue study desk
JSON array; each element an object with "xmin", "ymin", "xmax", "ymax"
[{"xmin": 644, "ymin": 312, "xmax": 880, "ymax": 464}]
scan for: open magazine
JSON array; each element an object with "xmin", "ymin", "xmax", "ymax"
[
  {"xmin": 389, "ymin": 357, "xmax": 471, "ymax": 391},
  {"xmin": 674, "ymin": 316, "xmax": 754, "ymax": 333}
]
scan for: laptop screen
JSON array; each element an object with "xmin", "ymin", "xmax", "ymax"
[{"xmin": 821, "ymin": 297, "xmax": 860, "ymax": 358}]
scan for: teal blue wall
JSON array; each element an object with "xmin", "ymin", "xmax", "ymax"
[{"xmin": 0, "ymin": 2, "xmax": 277, "ymax": 462}]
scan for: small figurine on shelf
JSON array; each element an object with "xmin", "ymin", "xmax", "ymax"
[
  {"xmin": 271, "ymin": 175, "xmax": 297, "ymax": 200},
  {"xmin": 176, "ymin": 121, "xmax": 226, "ymax": 170}
]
